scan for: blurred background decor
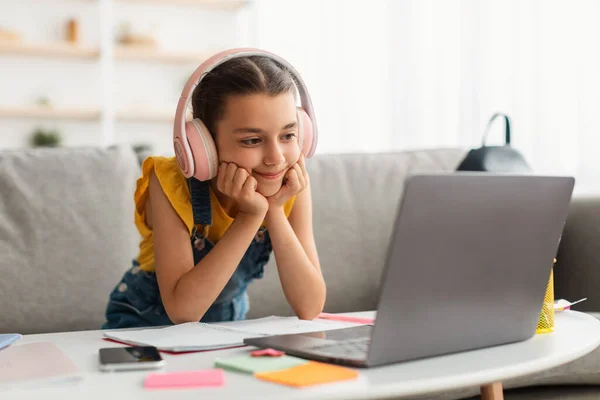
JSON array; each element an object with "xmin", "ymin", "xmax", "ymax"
[
  {"xmin": 0, "ymin": 0, "xmax": 599, "ymax": 195},
  {"xmin": 29, "ymin": 127, "xmax": 62, "ymax": 148}
]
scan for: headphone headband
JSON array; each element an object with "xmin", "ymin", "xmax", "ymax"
[{"xmin": 173, "ymin": 48, "xmax": 318, "ymax": 170}]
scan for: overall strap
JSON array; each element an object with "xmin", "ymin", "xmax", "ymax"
[{"xmin": 188, "ymin": 178, "xmax": 212, "ymax": 226}]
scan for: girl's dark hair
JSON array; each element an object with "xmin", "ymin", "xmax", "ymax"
[{"xmin": 191, "ymin": 56, "xmax": 297, "ymax": 136}]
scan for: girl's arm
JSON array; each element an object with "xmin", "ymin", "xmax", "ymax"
[
  {"xmin": 266, "ymin": 161, "xmax": 326, "ymax": 320},
  {"xmin": 149, "ymin": 164, "xmax": 267, "ymax": 324}
]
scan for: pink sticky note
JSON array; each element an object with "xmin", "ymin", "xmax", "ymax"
[
  {"xmin": 251, "ymin": 348, "xmax": 285, "ymax": 357},
  {"xmin": 144, "ymin": 369, "xmax": 225, "ymax": 389}
]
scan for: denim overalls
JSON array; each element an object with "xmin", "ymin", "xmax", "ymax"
[{"xmin": 102, "ymin": 178, "xmax": 272, "ymax": 329}]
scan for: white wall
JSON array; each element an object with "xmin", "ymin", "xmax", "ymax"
[
  {"xmin": 0, "ymin": 0, "xmax": 250, "ymax": 155},
  {"xmin": 251, "ymin": 0, "xmax": 600, "ymax": 194},
  {"xmin": 4, "ymin": 0, "xmax": 600, "ymax": 195},
  {"xmin": 253, "ymin": 0, "xmax": 393, "ymax": 154}
]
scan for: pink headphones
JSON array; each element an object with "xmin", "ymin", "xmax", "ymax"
[{"xmin": 173, "ymin": 48, "xmax": 318, "ymax": 181}]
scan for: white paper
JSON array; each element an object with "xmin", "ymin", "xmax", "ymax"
[
  {"xmin": 236, "ymin": 317, "xmax": 362, "ymax": 335},
  {"xmin": 104, "ymin": 316, "xmax": 365, "ymax": 351}
]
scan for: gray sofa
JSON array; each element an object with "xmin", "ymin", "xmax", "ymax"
[{"xmin": 0, "ymin": 145, "xmax": 598, "ymax": 399}]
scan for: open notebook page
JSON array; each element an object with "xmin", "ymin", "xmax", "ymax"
[{"xmin": 104, "ymin": 316, "xmax": 365, "ymax": 352}]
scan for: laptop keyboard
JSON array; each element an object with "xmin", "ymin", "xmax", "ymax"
[{"xmin": 305, "ymin": 337, "xmax": 370, "ymax": 359}]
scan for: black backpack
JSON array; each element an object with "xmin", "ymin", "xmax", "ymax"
[{"xmin": 457, "ymin": 113, "xmax": 532, "ymax": 173}]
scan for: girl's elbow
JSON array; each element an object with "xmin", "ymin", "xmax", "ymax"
[
  {"xmin": 163, "ymin": 298, "xmax": 206, "ymax": 325},
  {"xmin": 296, "ymin": 294, "xmax": 326, "ymax": 320},
  {"xmin": 296, "ymin": 309, "xmax": 322, "ymax": 320},
  {"xmin": 169, "ymin": 312, "xmax": 202, "ymax": 325}
]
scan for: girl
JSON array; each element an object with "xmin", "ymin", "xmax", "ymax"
[{"xmin": 102, "ymin": 50, "xmax": 326, "ymax": 329}]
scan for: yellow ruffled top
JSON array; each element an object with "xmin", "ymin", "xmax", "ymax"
[{"xmin": 133, "ymin": 156, "xmax": 296, "ymax": 271}]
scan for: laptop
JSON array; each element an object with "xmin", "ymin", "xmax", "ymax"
[{"xmin": 244, "ymin": 173, "xmax": 575, "ymax": 368}]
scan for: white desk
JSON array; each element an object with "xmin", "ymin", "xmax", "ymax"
[{"xmin": 5, "ymin": 311, "xmax": 600, "ymax": 400}]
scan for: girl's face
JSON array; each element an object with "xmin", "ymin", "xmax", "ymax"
[{"xmin": 214, "ymin": 92, "xmax": 301, "ymax": 197}]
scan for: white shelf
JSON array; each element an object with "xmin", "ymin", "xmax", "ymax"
[
  {"xmin": 114, "ymin": 46, "xmax": 208, "ymax": 64},
  {"xmin": 0, "ymin": 0, "xmax": 251, "ymax": 148},
  {"xmin": 116, "ymin": 108, "xmax": 193, "ymax": 123},
  {"xmin": 0, "ymin": 41, "xmax": 100, "ymax": 60},
  {"xmin": 116, "ymin": 110, "xmax": 173, "ymax": 123},
  {"xmin": 0, "ymin": 42, "xmax": 207, "ymax": 64},
  {"xmin": 0, "ymin": 106, "xmax": 192, "ymax": 124},
  {"xmin": 114, "ymin": 0, "xmax": 247, "ymax": 9},
  {"xmin": 0, "ymin": 106, "xmax": 102, "ymax": 121}
]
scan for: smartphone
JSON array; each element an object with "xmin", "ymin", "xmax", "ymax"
[{"xmin": 98, "ymin": 346, "xmax": 165, "ymax": 372}]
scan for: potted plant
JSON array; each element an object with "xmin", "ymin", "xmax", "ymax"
[{"xmin": 29, "ymin": 127, "xmax": 62, "ymax": 148}]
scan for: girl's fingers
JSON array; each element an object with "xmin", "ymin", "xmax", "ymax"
[
  {"xmin": 286, "ymin": 169, "xmax": 300, "ymax": 191},
  {"xmin": 298, "ymin": 155, "xmax": 309, "ymax": 185},
  {"xmin": 223, "ymin": 163, "xmax": 238, "ymax": 193},
  {"xmin": 217, "ymin": 162, "xmax": 227, "ymax": 192},
  {"xmin": 232, "ymin": 168, "xmax": 248, "ymax": 197},
  {"xmin": 298, "ymin": 153, "xmax": 306, "ymax": 171},
  {"xmin": 225, "ymin": 163, "xmax": 238, "ymax": 181},
  {"xmin": 292, "ymin": 164, "xmax": 305, "ymax": 189},
  {"xmin": 241, "ymin": 176, "xmax": 258, "ymax": 197}
]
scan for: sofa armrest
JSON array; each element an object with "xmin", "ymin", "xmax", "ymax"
[{"xmin": 554, "ymin": 196, "xmax": 600, "ymax": 311}]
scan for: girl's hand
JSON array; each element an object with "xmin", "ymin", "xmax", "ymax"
[
  {"xmin": 216, "ymin": 162, "xmax": 269, "ymax": 216},
  {"xmin": 267, "ymin": 155, "xmax": 309, "ymax": 209}
]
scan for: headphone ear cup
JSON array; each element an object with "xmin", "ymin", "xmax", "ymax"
[
  {"xmin": 184, "ymin": 118, "xmax": 219, "ymax": 181},
  {"xmin": 297, "ymin": 108, "xmax": 315, "ymax": 158}
]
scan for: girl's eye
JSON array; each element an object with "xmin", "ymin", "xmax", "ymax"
[
  {"xmin": 282, "ymin": 133, "xmax": 297, "ymax": 141},
  {"xmin": 241, "ymin": 138, "xmax": 261, "ymax": 146}
]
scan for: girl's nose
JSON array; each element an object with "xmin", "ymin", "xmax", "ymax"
[{"xmin": 264, "ymin": 143, "xmax": 285, "ymax": 166}]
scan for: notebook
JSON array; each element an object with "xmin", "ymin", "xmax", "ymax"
[
  {"xmin": 103, "ymin": 316, "xmax": 364, "ymax": 352},
  {"xmin": 0, "ymin": 334, "xmax": 21, "ymax": 351},
  {"xmin": 0, "ymin": 342, "xmax": 82, "ymax": 388}
]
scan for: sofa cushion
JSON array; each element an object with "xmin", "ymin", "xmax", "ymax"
[
  {"xmin": 247, "ymin": 148, "xmax": 468, "ymax": 318},
  {"xmin": 555, "ymin": 197, "xmax": 600, "ymax": 311},
  {"xmin": 0, "ymin": 145, "xmax": 140, "ymax": 334}
]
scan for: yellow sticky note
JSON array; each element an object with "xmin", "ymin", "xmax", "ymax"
[{"xmin": 255, "ymin": 361, "xmax": 359, "ymax": 387}]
